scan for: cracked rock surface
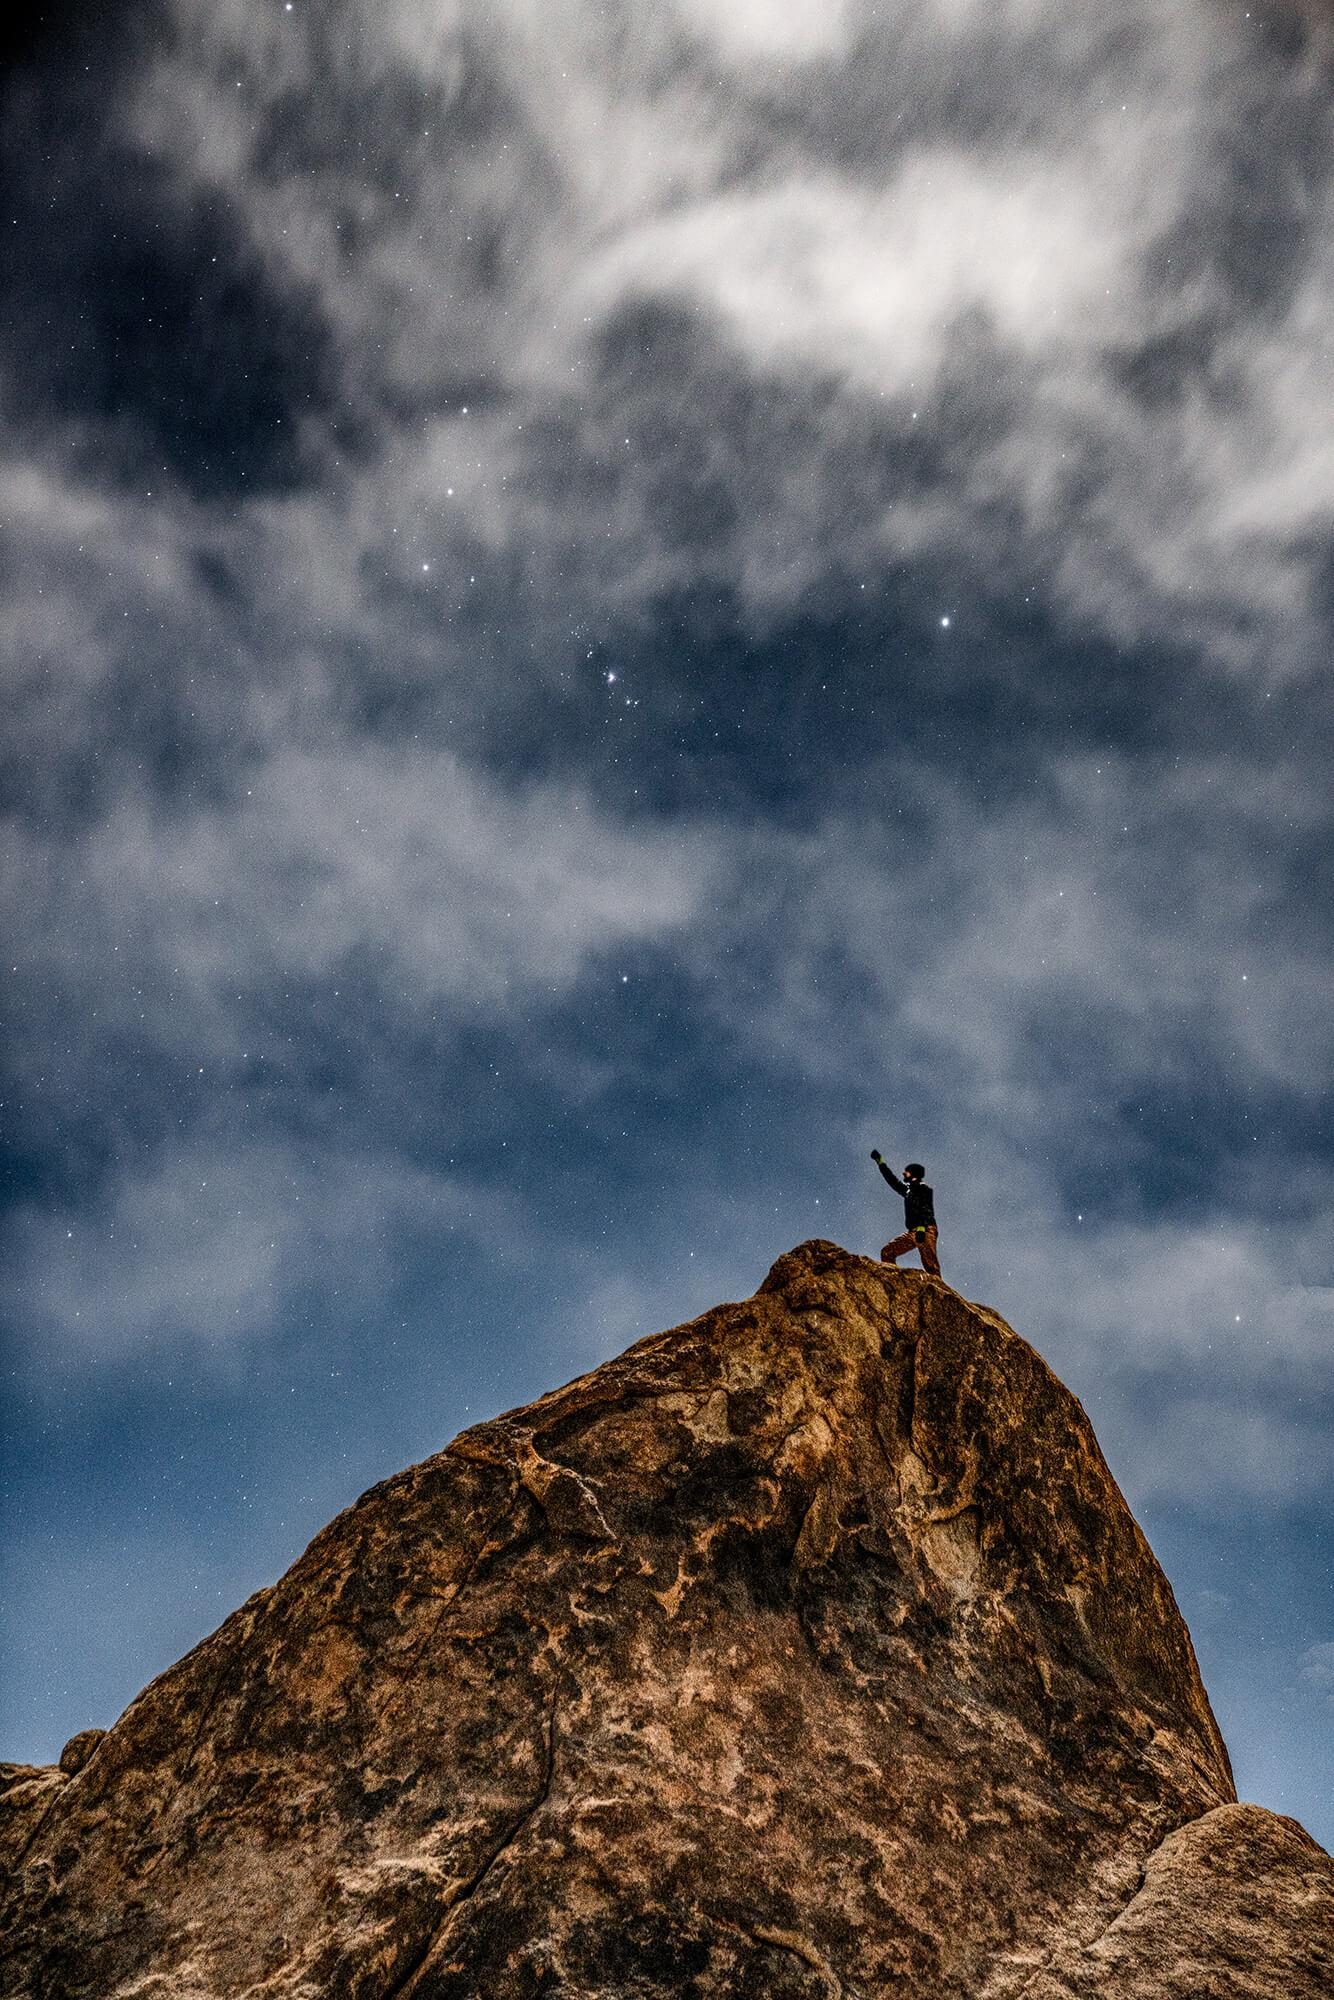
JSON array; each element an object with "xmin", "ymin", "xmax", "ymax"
[{"xmin": 2, "ymin": 1241, "xmax": 1330, "ymax": 1997}]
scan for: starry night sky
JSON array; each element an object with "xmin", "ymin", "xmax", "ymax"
[{"xmin": 2, "ymin": 0, "xmax": 1332, "ymax": 1845}]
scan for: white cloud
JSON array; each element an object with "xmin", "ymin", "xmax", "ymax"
[
  {"xmin": 32, "ymin": 0, "xmax": 1314, "ymax": 677},
  {"xmin": 5, "ymin": 741, "xmax": 714, "ymax": 1092},
  {"xmin": 98, "ymin": 744, "xmax": 710, "ymax": 1003},
  {"xmin": 673, "ymin": 0, "xmax": 855, "ymax": 67},
  {"xmin": 1299, "ymin": 1642, "xmax": 1334, "ymax": 1700},
  {"xmin": 976, "ymin": 1218, "xmax": 1334, "ymax": 1371},
  {"xmin": 690, "ymin": 753, "xmax": 1333, "ymax": 1109},
  {"xmin": 575, "ymin": 152, "xmax": 1130, "ymax": 394},
  {"xmin": 7, "ymin": 1139, "xmax": 508, "ymax": 1365}
]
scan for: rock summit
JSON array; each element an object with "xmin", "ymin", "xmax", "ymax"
[{"xmin": 3, "ymin": 1241, "xmax": 1331, "ymax": 1996}]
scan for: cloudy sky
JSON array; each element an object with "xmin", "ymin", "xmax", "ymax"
[{"xmin": 2, "ymin": 0, "xmax": 1332, "ymax": 1845}]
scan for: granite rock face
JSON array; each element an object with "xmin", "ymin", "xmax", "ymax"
[
  {"xmin": 3, "ymin": 1241, "xmax": 1331, "ymax": 1998},
  {"xmin": 1013, "ymin": 1803, "xmax": 1334, "ymax": 1998}
]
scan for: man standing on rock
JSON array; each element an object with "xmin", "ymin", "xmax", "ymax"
[{"xmin": 871, "ymin": 1150, "xmax": 942, "ymax": 1277}]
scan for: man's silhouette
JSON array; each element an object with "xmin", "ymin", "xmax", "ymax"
[{"xmin": 871, "ymin": 1150, "xmax": 942, "ymax": 1277}]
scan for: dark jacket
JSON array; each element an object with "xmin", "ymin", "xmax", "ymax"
[{"xmin": 877, "ymin": 1161, "xmax": 936, "ymax": 1230}]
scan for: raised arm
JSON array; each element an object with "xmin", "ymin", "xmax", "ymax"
[{"xmin": 870, "ymin": 1148, "xmax": 906, "ymax": 1196}]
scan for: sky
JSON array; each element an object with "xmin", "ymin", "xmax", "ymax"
[{"xmin": 1, "ymin": 0, "xmax": 1331, "ymax": 1849}]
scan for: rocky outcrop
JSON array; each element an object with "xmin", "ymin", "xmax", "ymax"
[
  {"xmin": 55, "ymin": 1727, "xmax": 106, "ymax": 1777},
  {"xmin": 1011, "ymin": 1803, "xmax": 1333, "ymax": 1997},
  {"xmin": 2, "ymin": 1240, "xmax": 1330, "ymax": 1998}
]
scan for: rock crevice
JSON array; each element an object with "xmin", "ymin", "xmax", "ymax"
[{"xmin": 388, "ymin": 1686, "xmax": 562, "ymax": 2000}]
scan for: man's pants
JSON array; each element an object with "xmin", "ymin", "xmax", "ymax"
[{"xmin": 881, "ymin": 1225, "xmax": 941, "ymax": 1276}]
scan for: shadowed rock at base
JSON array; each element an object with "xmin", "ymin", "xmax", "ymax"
[{"xmin": 2, "ymin": 1241, "xmax": 1330, "ymax": 1997}]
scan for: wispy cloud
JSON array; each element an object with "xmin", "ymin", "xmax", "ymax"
[
  {"xmin": 82, "ymin": 744, "xmax": 710, "ymax": 1005},
  {"xmin": 1299, "ymin": 1641, "xmax": 1334, "ymax": 1701},
  {"xmin": 5, "ymin": 1140, "xmax": 500, "ymax": 1363}
]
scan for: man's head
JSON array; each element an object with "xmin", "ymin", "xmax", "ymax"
[{"xmin": 904, "ymin": 1162, "xmax": 925, "ymax": 1182}]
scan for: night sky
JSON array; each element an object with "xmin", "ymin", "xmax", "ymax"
[{"xmin": 2, "ymin": 0, "xmax": 1332, "ymax": 1848}]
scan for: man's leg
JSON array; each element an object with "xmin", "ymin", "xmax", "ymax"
[
  {"xmin": 918, "ymin": 1226, "xmax": 942, "ymax": 1277},
  {"xmin": 881, "ymin": 1231, "xmax": 915, "ymax": 1264}
]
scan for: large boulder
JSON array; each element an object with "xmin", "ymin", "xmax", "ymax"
[{"xmin": 2, "ymin": 1241, "xmax": 1329, "ymax": 1997}]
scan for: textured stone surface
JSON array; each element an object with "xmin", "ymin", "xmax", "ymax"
[
  {"xmin": 1011, "ymin": 1804, "xmax": 1334, "ymax": 1998},
  {"xmin": 57, "ymin": 1727, "xmax": 106, "ymax": 1777},
  {"xmin": 1, "ymin": 1241, "xmax": 1329, "ymax": 1998}
]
